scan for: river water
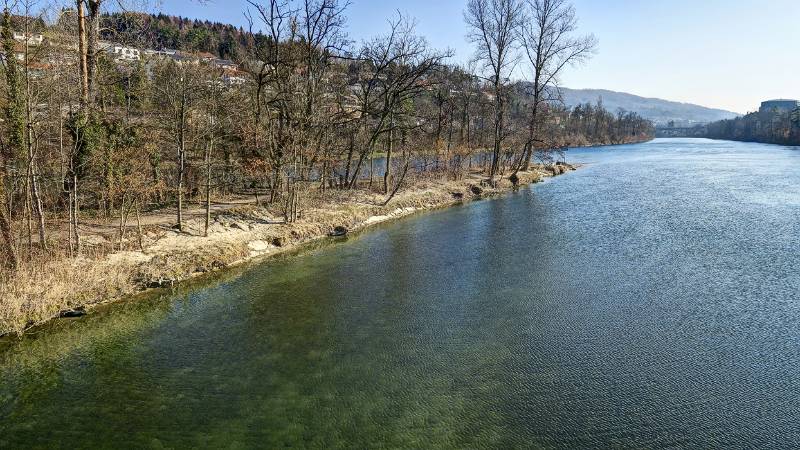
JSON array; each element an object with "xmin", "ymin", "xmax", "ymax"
[{"xmin": 2, "ymin": 138, "xmax": 800, "ymax": 448}]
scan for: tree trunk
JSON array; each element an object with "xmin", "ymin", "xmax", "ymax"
[
  {"xmin": 490, "ymin": 78, "xmax": 502, "ymax": 183},
  {"xmin": 383, "ymin": 124, "xmax": 393, "ymax": 195},
  {"xmin": 68, "ymin": 188, "xmax": 74, "ymax": 257},
  {"xmin": 23, "ymin": 174, "xmax": 32, "ymax": 255},
  {"xmin": 383, "ymin": 148, "xmax": 410, "ymax": 206},
  {"xmin": 343, "ymin": 135, "xmax": 354, "ymax": 189},
  {"xmin": 86, "ymin": 0, "xmax": 101, "ymax": 104},
  {"xmin": 27, "ymin": 144, "xmax": 46, "ymax": 250},
  {"xmin": 177, "ymin": 147, "xmax": 184, "ymax": 232},
  {"xmin": 135, "ymin": 199, "xmax": 144, "ymax": 251},
  {"xmin": 23, "ymin": 26, "xmax": 46, "ymax": 251},
  {"xmin": 77, "ymin": 0, "xmax": 89, "ymax": 107},
  {"xmin": 73, "ymin": 173, "xmax": 81, "ymax": 253},
  {"xmin": 204, "ymin": 131, "xmax": 213, "ymax": 238},
  {"xmin": 0, "ymin": 178, "xmax": 16, "ymax": 270},
  {"xmin": 118, "ymin": 193, "xmax": 127, "ymax": 250},
  {"xmin": 320, "ymin": 158, "xmax": 327, "ymax": 193},
  {"xmin": 368, "ymin": 151, "xmax": 374, "ymax": 190},
  {"xmin": 176, "ymin": 89, "xmax": 186, "ymax": 232},
  {"xmin": 520, "ymin": 91, "xmax": 540, "ymax": 173}
]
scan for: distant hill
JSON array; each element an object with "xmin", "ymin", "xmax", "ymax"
[{"xmin": 556, "ymin": 88, "xmax": 740, "ymax": 126}]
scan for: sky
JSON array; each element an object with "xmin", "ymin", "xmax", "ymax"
[{"xmin": 155, "ymin": 0, "xmax": 800, "ymax": 114}]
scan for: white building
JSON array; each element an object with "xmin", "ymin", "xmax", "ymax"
[
  {"xmin": 213, "ymin": 59, "xmax": 238, "ymax": 71},
  {"xmin": 222, "ymin": 72, "xmax": 247, "ymax": 86},
  {"xmin": 144, "ymin": 48, "xmax": 179, "ymax": 59},
  {"xmin": 12, "ymin": 31, "xmax": 43, "ymax": 46},
  {"xmin": 100, "ymin": 42, "xmax": 141, "ymax": 62}
]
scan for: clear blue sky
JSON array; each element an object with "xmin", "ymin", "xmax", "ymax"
[{"xmin": 157, "ymin": 0, "xmax": 800, "ymax": 113}]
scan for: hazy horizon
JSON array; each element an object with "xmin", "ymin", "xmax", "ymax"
[{"xmin": 152, "ymin": 0, "xmax": 799, "ymax": 114}]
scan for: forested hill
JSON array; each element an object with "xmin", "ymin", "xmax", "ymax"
[
  {"xmin": 100, "ymin": 12, "xmax": 257, "ymax": 60},
  {"xmin": 706, "ymin": 109, "xmax": 800, "ymax": 145},
  {"xmin": 557, "ymin": 88, "xmax": 740, "ymax": 126},
  {"xmin": 101, "ymin": 13, "xmax": 737, "ymax": 129}
]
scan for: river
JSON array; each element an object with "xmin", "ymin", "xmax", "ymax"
[{"xmin": 2, "ymin": 138, "xmax": 800, "ymax": 448}]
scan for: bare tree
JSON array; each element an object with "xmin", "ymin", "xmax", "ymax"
[
  {"xmin": 2, "ymin": 3, "xmax": 48, "ymax": 252},
  {"xmin": 516, "ymin": 0, "xmax": 596, "ymax": 172},
  {"xmin": 153, "ymin": 61, "xmax": 204, "ymax": 232},
  {"xmin": 465, "ymin": 0, "xmax": 523, "ymax": 183},
  {"xmin": 353, "ymin": 13, "xmax": 450, "ymax": 194},
  {"xmin": 21, "ymin": 4, "xmax": 47, "ymax": 250},
  {"xmin": 299, "ymin": 0, "xmax": 349, "ymax": 120},
  {"xmin": 245, "ymin": 0, "xmax": 295, "ymax": 203},
  {"xmin": 199, "ymin": 76, "xmax": 230, "ymax": 237},
  {"xmin": 297, "ymin": 0, "xmax": 349, "ymax": 180}
]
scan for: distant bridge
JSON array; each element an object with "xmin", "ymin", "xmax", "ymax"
[{"xmin": 655, "ymin": 126, "xmax": 708, "ymax": 138}]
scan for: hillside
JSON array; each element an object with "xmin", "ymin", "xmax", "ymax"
[
  {"xmin": 100, "ymin": 13, "xmax": 736, "ymax": 128},
  {"xmin": 100, "ymin": 12, "xmax": 256, "ymax": 61},
  {"xmin": 557, "ymin": 88, "xmax": 740, "ymax": 126}
]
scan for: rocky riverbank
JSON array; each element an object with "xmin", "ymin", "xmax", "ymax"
[{"xmin": 0, "ymin": 164, "xmax": 576, "ymax": 336}]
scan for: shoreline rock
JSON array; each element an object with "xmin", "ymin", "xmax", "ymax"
[{"xmin": 329, "ymin": 226, "xmax": 348, "ymax": 237}]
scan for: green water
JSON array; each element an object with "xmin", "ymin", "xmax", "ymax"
[{"xmin": 3, "ymin": 139, "xmax": 800, "ymax": 448}]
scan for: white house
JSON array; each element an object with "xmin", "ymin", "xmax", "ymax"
[
  {"xmin": 100, "ymin": 42, "xmax": 141, "ymax": 62},
  {"xmin": 12, "ymin": 31, "xmax": 44, "ymax": 46},
  {"xmin": 144, "ymin": 48, "xmax": 178, "ymax": 59}
]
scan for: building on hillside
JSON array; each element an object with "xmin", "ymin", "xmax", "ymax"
[
  {"xmin": 170, "ymin": 52, "xmax": 199, "ymax": 64},
  {"xmin": 12, "ymin": 31, "xmax": 44, "ymax": 46},
  {"xmin": 759, "ymin": 99, "xmax": 799, "ymax": 114},
  {"xmin": 221, "ymin": 69, "xmax": 247, "ymax": 86},
  {"xmin": 213, "ymin": 58, "xmax": 238, "ymax": 70},
  {"xmin": 150, "ymin": 50, "xmax": 239, "ymax": 70},
  {"xmin": 144, "ymin": 48, "xmax": 178, "ymax": 58},
  {"xmin": 100, "ymin": 42, "xmax": 141, "ymax": 62}
]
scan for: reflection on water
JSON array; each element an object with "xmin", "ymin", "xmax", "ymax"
[{"xmin": 3, "ymin": 139, "xmax": 800, "ymax": 448}]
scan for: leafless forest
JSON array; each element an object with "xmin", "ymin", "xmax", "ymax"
[{"xmin": 0, "ymin": 0, "xmax": 652, "ymax": 288}]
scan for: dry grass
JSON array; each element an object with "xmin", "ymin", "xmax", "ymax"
[
  {"xmin": 0, "ymin": 165, "xmax": 565, "ymax": 336},
  {"xmin": 0, "ymin": 255, "xmax": 139, "ymax": 333}
]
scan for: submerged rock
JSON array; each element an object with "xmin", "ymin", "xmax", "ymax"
[
  {"xmin": 329, "ymin": 226, "xmax": 348, "ymax": 237},
  {"xmin": 60, "ymin": 308, "xmax": 86, "ymax": 318}
]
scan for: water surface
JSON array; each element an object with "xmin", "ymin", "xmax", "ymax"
[{"xmin": 3, "ymin": 139, "xmax": 800, "ymax": 448}]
